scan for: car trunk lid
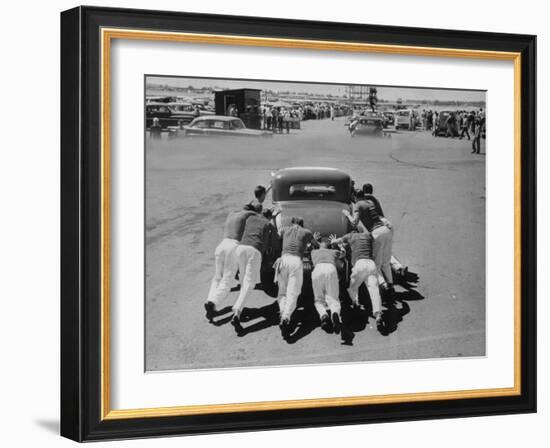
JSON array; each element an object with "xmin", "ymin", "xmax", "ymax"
[{"xmin": 274, "ymin": 200, "xmax": 351, "ymax": 237}]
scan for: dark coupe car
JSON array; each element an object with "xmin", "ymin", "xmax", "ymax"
[
  {"xmin": 260, "ymin": 167, "xmax": 407, "ymax": 297},
  {"xmin": 260, "ymin": 167, "xmax": 354, "ymax": 295}
]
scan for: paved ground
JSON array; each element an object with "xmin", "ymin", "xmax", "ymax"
[{"xmin": 145, "ymin": 117, "xmax": 486, "ymax": 371}]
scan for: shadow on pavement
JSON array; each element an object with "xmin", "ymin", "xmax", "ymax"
[
  {"xmin": 236, "ymin": 301, "xmax": 280, "ymax": 336},
  {"xmin": 378, "ymin": 269, "xmax": 424, "ymax": 336},
  {"xmin": 208, "ymin": 269, "xmax": 424, "ymax": 341},
  {"xmin": 285, "ymin": 300, "xmax": 321, "ymax": 344},
  {"xmin": 210, "ymin": 305, "xmax": 233, "ymax": 326}
]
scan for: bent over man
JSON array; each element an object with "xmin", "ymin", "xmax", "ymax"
[
  {"xmin": 344, "ymin": 191, "xmax": 394, "ymax": 292},
  {"xmin": 311, "ymin": 240, "xmax": 344, "ymax": 334},
  {"xmin": 231, "ymin": 210, "xmax": 277, "ymax": 333},
  {"xmin": 276, "ymin": 217, "xmax": 319, "ymax": 339},
  {"xmin": 362, "ymin": 183, "xmax": 407, "ymax": 279},
  {"xmin": 330, "ymin": 231, "xmax": 384, "ymax": 332},
  {"xmin": 246, "ymin": 185, "xmax": 268, "ymax": 213},
  {"xmin": 204, "ymin": 205, "xmax": 258, "ymax": 321}
]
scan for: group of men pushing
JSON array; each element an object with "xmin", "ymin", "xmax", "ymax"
[{"xmin": 204, "ymin": 183, "xmax": 399, "ymax": 340}]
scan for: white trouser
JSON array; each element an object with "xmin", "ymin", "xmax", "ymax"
[
  {"xmin": 207, "ymin": 238, "xmax": 238, "ymax": 306},
  {"xmin": 347, "ymin": 258, "xmax": 382, "ymax": 315},
  {"xmin": 276, "ymin": 254, "xmax": 304, "ymax": 321},
  {"xmin": 372, "ymin": 225, "xmax": 393, "ymax": 285},
  {"xmin": 232, "ymin": 245, "xmax": 262, "ymax": 316},
  {"xmin": 311, "ymin": 263, "xmax": 341, "ymax": 318}
]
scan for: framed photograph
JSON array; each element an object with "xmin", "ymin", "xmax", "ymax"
[{"xmin": 60, "ymin": 6, "xmax": 536, "ymax": 442}]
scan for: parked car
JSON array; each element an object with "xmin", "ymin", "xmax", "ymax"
[
  {"xmin": 381, "ymin": 111, "xmax": 395, "ymax": 127},
  {"xmin": 146, "ymin": 102, "xmax": 215, "ymax": 128},
  {"xmin": 182, "ymin": 116, "xmax": 272, "ymax": 137},
  {"xmin": 433, "ymin": 110, "xmax": 459, "ymax": 136},
  {"xmin": 394, "ymin": 109, "xmax": 412, "ymax": 129},
  {"xmin": 146, "ymin": 102, "xmax": 196, "ymax": 128}
]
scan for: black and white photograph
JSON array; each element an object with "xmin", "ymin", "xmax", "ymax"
[{"xmin": 145, "ymin": 75, "xmax": 487, "ymax": 371}]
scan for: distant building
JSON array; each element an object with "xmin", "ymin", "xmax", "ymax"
[{"xmin": 214, "ymin": 88, "xmax": 262, "ymax": 129}]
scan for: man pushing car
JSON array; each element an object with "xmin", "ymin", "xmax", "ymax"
[{"xmin": 275, "ymin": 217, "xmax": 320, "ymax": 339}]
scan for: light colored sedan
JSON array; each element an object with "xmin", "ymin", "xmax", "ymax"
[{"xmin": 182, "ymin": 115, "xmax": 272, "ymax": 137}]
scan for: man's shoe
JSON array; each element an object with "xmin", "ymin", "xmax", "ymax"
[
  {"xmin": 332, "ymin": 312, "xmax": 341, "ymax": 335},
  {"xmin": 280, "ymin": 319, "xmax": 291, "ymax": 339},
  {"xmin": 375, "ymin": 312, "xmax": 385, "ymax": 333},
  {"xmin": 231, "ymin": 314, "xmax": 244, "ymax": 335},
  {"xmin": 270, "ymin": 308, "xmax": 281, "ymax": 324},
  {"xmin": 383, "ymin": 284, "xmax": 395, "ymax": 299},
  {"xmin": 320, "ymin": 314, "xmax": 332, "ymax": 333},
  {"xmin": 204, "ymin": 301, "xmax": 216, "ymax": 322}
]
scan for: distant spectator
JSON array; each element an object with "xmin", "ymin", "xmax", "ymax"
[{"xmin": 150, "ymin": 117, "xmax": 162, "ymax": 139}]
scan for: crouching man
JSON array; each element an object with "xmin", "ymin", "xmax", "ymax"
[
  {"xmin": 204, "ymin": 204, "xmax": 259, "ymax": 321},
  {"xmin": 231, "ymin": 209, "xmax": 277, "ymax": 334},
  {"xmin": 311, "ymin": 240, "xmax": 344, "ymax": 334},
  {"xmin": 330, "ymin": 231, "xmax": 384, "ymax": 332},
  {"xmin": 276, "ymin": 217, "xmax": 319, "ymax": 339}
]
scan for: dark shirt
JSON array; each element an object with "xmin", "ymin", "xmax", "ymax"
[
  {"xmin": 239, "ymin": 214, "xmax": 275, "ymax": 254},
  {"xmin": 342, "ymin": 232, "xmax": 374, "ymax": 266},
  {"xmin": 281, "ymin": 225, "xmax": 314, "ymax": 257},
  {"xmin": 354, "ymin": 199, "xmax": 384, "ymax": 232},
  {"xmin": 474, "ymin": 121, "xmax": 482, "ymax": 138},
  {"xmin": 223, "ymin": 210, "xmax": 256, "ymax": 240},
  {"xmin": 364, "ymin": 194, "xmax": 384, "ymax": 217},
  {"xmin": 311, "ymin": 248, "xmax": 339, "ymax": 267},
  {"xmin": 246, "ymin": 198, "xmax": 263, "ymax": 213}
]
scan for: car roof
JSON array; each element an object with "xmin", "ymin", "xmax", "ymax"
[
  {"xmin": 192, "ymin": 115, "xmax": 241, "ymax": 121},
  {"xmin": 272, "ymin": 167, "xmax": 351, "ymax": 187},
  {"xmin": 272, "ymin": 167, "xmax": 351, "ymax": 202},
  {"xmin": 164, "ymin": 102, "xmax": 193, "ymax": 106}
]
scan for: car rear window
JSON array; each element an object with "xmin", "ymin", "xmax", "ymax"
[
  {"xmin": 272, "ymin": 171, "xmax": 352, "ymax": 203},
  {"xmin": 289, "ymin": 184, "xmax": 336, "ymax": 199}
]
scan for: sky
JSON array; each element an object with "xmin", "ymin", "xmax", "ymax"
[{"xmin": 147, "ymin": 75, "xmax": 486, "ymax": 103}]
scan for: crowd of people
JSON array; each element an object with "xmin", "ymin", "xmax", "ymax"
[
  {"xmin": 426, "ymin": 108, "xmax": 486, "ymax": 153},
  {"xmin": 203, "ymin": 183, "xmax": 406, "ymax": 341},
  {"xmin": 259, "ymin": 103, "xmax": 348, "ymax": 133},
  {"xmin": 260, "ymin": 106, "xmax": 302, "ymax": 133}
]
